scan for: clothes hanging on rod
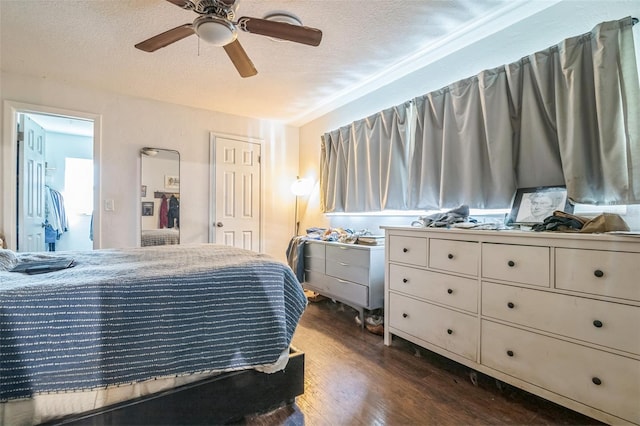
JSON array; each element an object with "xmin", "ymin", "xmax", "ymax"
[
  {"xmin": 45, "ymin": 186, "xmax": 69, "ymax": 251},
  {"xmin": 159, "ymin": 195, "xmax": 168, "ymax": 228},
  {"xmin": 168, "ymin": 195, "xmax": 179, "ymax": 229}
]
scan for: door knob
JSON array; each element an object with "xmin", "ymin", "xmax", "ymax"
[{"xmin": 216, "ymin": 222, "xmax": 224, "ymax": 227}]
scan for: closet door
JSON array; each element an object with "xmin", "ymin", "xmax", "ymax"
[
  {"xmin": 210, "ymin": 135, "xmax": 262, "ymax": 252},
  {"xmin": 17, "ymin": 115, "xmax": 46, "ymax": 252}
]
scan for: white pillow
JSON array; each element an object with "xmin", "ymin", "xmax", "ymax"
[{"xmin": 0, "ymin": 249, "xmax": 18, "ymax": 271}]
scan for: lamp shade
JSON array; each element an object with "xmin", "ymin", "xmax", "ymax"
[
  {"xmin": 291, "ymin": 178, "xmax": 313, "ymax": 196},
  {"xmin": 195, "ymin": 16, "xmax": 237, "ymax": 46}
]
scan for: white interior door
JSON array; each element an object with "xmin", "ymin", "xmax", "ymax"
[
  {"xmin": 211, "ymin": 136, "xmax": 261, "ymax": 251},
  {"xmin": 18, "ymin": 115, "xmax": 46, "ymax": 252}
]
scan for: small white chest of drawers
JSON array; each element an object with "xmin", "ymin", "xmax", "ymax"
[
  {"xmin": 383, "ymin": 226, "xmax": 640, "ymax": 425},
  {"xmin": 303, "ymin": 240, "xmax": 385, "ymax": 318}
]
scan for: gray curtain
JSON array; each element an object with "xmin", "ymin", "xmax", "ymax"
[
  {"xmin": 320, "ymin": 103, "xmax": 410, "ymax": 212},
  {"xmin": 543, "ymin": 18, "xmax": 640, "ymax": 204},
  {"xmin": 321, "ymin": 17, "xmax": 639, "ymax": 212},
  {"xmin": 411, "ymin": 68, "xmax": 517, "ymax": 209},
  {"xmin": 510, "ymin": 17, "xmax": 640, "ymax": 205}
]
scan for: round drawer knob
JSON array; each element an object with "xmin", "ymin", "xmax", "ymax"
[
  {"xmin": 593, "ymin": 320, "xmax": 603, "ymax": 328},
  {"xmin": 402, "ymin": 278, "xmax": 408, "ymax": 283},
  {"xmin": 592, "ymin": 377, "xmax": 602, "ymax": 386},
  {"xmin": 507, "ymin": 302, "xmax": 515, "ymax": 309},
  {"xmin": 447, "ymin": 329, "xmax": 453, "ymax": 335},
  {"xmin": 508, "ymin": 260, "xmax": 515, "ymax": 267},
  {"xmin": 402, "ymin": 313, "xmax": 408, "ymax": 318},
  {"xmin": 507, "ymin": 350, "xmax": 514, "ymax": 357},
  {"xmin": 594, "ymin": 269, "xmax": 604, "ymax": 278},
  {"xmin": 447, "ymin": 288, "xmax": 453, "ymax": 294},
  {"xmin": 447, "ymin": 253, "xmax": 454, "ymax": 259},
  {"xmin": 403, "ymin": 248, "xmax": 409, "ymax": 253}
]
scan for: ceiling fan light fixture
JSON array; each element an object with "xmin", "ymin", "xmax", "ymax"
[
  {"xmin": 194, "ymin": 16, "xmax": 237, "ymax": 46},
  {"xmin": 263, "ymin": 12, "xmax": 302, "ymax": 27},
  {"xmin": 263, "ymin": 12, "xmax": 302, "ymax": 42}
]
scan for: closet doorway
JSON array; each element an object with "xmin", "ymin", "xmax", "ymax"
[{"xmin": 3, "ymin": 101, "xmax": 101, "ymax": 252}]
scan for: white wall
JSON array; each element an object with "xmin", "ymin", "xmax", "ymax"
[
  {"xmin": 298, "ymin": 0, "xmax": 640, "ymax": 234},
  {"xmin": 1, "ymin": 72, "xmax": 299, "ymax": 262}
]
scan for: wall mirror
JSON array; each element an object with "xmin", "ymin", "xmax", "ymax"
[{"xmin": 140, "ymin": 147, "xmax": 180, "ymax": 246}]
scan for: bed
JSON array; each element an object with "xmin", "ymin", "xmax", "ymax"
[
  {"xmin": 140, "ymin": 228, "xmax": 180, "ymax": 246},
  {"xmin": 0, "ymin": 244, "xmax": 307, "ymax": 425}
]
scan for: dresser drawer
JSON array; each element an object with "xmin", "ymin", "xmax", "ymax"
[
  {"xmin": 429, "ymin": 239, "xmax": 478, "ymax": 276},
  {"xmin": 304, "ymin": 242, "xmax": 325, "ymax": 273},
  {"xmin": 389, "ymin": 293, "xmax": 477, "ymax": 361},
  {"xmin": 304, "ymin": 255, "xmax": 325, "ymax": 273},
  {"xmin": 389, "ymin": 264, "xmax": 478, "ymax": 313},
  {"xmin": 326, "ymin": 260, "xmax": 370, "ymax": 286},
  {"xmin": 305, "ymin": 271, "xmax": 368, "ymax": 306},
  {"xmin": 326, "ymin": 244, "xmax": 370, "ymax": 266},
  {"xmin": 304, "ymin": 270, "xmax": 332, "ymax": 292},
  {"xmin": 556, "ymin": 248, "xmax": 640, "ymax": 302},
  {"xmin": 482, "ymin": 243, "xmax": 549, "ymax": 287},
  {"xmin": 325, "ymin": 245, "xmax": 370, "ymax": 285},
  {"xmin": 482, "ymin": 281, "xmax": 640, "ymax": 355},
  {"xmin": 326, "ymin": 276, "xmax": 368, "ymax": 307},
  {"xmin": 388, "ymin": 235, "xmax": 427, "ymax": 266},
  {"xmin": 304, "ymin": 241, "xmax": 325, "ymax": 258},
  {"xmin": 481, "ymin": 320, "xmax": 640, "ymax": 424}
]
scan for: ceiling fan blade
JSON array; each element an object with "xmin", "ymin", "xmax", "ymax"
[
  {"xmin": 223, "ymin": 39, "xmax": 257, "ymax": 78},
  {"xmin": 238, "ymin": 17, "xmax": 322, "ymax": 46},
  {"xmin": 135, "ymin": 24, "xmax": 195, "ymax": 52}
]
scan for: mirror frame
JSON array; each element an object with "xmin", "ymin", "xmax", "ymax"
[{"xmin": 140, "ymin": 147, "xmax": 180, "ymax": 246}]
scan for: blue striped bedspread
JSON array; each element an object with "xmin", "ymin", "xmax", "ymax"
[{"xmin": 0, "ymin": 244, "xmax": 307, "ymax": 401}]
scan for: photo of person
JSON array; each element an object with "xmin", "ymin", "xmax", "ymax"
[{"xmin": 515, "ymin": 190, "xmax": 567, "ymax": 223}]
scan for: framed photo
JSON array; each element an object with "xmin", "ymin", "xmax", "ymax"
[
  {"xmin": 141, "ymin": 201, "xmax": 154, "ymax": 217},
  {"xmin": 506, "ymin": 186, "xmax": 573, "ymax": 225},
  {"xmin": 164, "ymin": 175, "xmax": 180, "ymax": 190},
  {"xmin": 141, "ymin": 185, "xmax": 147, "ymax": 197}
]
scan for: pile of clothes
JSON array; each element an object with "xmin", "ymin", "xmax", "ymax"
[
  {"xmin": 305, "ymin": 227, "xmax": 367, "ymax": 243},
  {"xmin": 532, "ymin": 211, "xmax": 630, "ymax": 233},
  {"xmin": 410, "ymin": 205, "xmax": 471, "ymax": 228}
]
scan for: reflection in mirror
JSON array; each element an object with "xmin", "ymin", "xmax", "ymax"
[{"xmin": 140, "ymin": 148, "xmax": 180, "ymax": 246}]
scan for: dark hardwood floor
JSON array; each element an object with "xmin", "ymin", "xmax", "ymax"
[{"xmin": 241, "ymin": 299, "xmax": 603, "ymax": 426}]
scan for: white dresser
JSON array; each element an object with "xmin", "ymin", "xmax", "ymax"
[
  {"xmin": 382, "ymin": 226, "xmax": 640, "ymax": 425},
  {"xmin": 303, "ymin": 240, "xmax": 385, "ymax": 320}
]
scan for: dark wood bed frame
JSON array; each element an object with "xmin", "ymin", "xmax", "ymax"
[{"xmin": 43, "ymin": 349, "xmax": 304, "ymax": 426}]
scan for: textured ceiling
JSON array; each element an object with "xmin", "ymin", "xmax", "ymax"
[{"xmin": 1, "ymin": 0, "xmax": 553, "ymax": 126}]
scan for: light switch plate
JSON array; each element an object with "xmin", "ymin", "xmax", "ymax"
[{"xmin": 104, "ymin": 199, "xmax": 115, "ymax": 211}]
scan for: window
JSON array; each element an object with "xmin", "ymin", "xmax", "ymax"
[{"xmin": 63, "ymin": 157, "xmax": 93, "ymax": 215}]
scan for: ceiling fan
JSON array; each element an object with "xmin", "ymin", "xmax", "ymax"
[{"xmin": 135, "ymin": 0, "xmax": 323, "ymax": 78}]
